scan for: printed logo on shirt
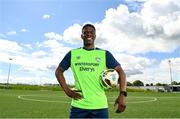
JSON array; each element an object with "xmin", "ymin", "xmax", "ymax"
[
  {"xmin": 76, "ymin": 56, "xmax": 81, "ymax": 60},
  {"xmin": 95, "ymin": 57, "xmax": 101, "ymax": 62},
  {"xmin": 74, "ymin": 62, "xmax": 100, "ymax": 72}
]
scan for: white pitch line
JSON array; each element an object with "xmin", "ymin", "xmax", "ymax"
[
  {"xmin": 18, "ymin": 95, "xmax": 158, "ymax": 104},
  {"xmin": 125, "ymin": 97, "xmax": 157, "ymax": 104},
  {"xmin": 109, "ymin": 97, "xmax": 157, "ymax": 104},
  {"xmin": 156, "ymin": 97, "xmax": 180, "ymax": 98},
  {"xmin": 18, "ymin": 95, "xmax": 70, "ymax": 103}
]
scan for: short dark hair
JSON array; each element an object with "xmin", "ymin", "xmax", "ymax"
[{"xmin": 82, "ymin": 24, "xmax": 96, "ymax": 31}]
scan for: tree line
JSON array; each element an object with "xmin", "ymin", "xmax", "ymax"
[{"xmin": 127, "ymin": 80, "xmax": 180, "ymax": 86}]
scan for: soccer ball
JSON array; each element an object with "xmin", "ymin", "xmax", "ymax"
[{"xmin": 100, "ymin": 69, "xmax": 119, "ymax": 89}]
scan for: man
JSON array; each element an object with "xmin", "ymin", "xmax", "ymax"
[{"xmin": 55, "ymin": 24, "xmax": 127, "ymax": 118}]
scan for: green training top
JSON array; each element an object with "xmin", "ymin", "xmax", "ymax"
[{"xmin": 70, "ymin": 48, "xmax": 107, "ymax": 109}]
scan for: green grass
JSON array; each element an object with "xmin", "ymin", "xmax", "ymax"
[{"xmin": 0, "ymin": 89, "xmax": 180, "ymax": 118}]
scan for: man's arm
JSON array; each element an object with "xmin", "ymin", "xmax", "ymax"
[
  {"xmin": 115, "ymin": 65, "xmax": 126, "ymax": 91},
  {"xmin": 105, "ymin": 50, "xmax": 127, "ymax": 113},
  {"xmin": 114, "ymin": 65, "xmax": 127, "ymax": 113},
  {"xmin": 55, "ymin": 66, "xmax": 82, "ymax": 100}
]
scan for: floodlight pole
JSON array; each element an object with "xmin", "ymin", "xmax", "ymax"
[
  {"xmin": 7, "ymin": 58, "xmax": 13, "ymax": 89},
  {"xmin": 168, "ymin": 60, "xmax": 173, "ymax": 92}
]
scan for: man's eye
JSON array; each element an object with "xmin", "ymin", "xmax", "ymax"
[{"xmin": 84, "ymin": 31, "xmax": 94, "ymax": 34}]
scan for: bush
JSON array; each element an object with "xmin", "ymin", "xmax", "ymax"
[{"xmin": 0, "ymin": 84, "xmax": 62, "ymax": 91}]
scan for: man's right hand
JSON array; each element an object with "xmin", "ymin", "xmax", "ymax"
[
  {"xmin": 65, "ymin": 88, "xmax": 83, "ymax": 100},
  {"xmin": 55, "ymin": 66, "xmax": 83, "ymax": 100}
]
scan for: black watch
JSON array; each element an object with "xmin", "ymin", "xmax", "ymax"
[{"xmin": 120, "ymin": 91, "xmax": 127, "ymax": 97}]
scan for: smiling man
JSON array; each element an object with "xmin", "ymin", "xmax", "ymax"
[{"xmin": 55, "ymin": 24, "xmax": 127, "ymax": 118}]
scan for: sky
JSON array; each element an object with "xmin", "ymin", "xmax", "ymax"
[{"xmin": 0, "ymin": 0, "xmax": 180, "ymax": 85}]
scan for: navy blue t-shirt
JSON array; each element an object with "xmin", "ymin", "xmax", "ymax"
[{"xmin": 59, "ymin": 47, "xmax": 120, "ymax": 70}]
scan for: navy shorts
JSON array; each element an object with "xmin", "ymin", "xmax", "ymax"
[{"xmin": 70, "ymin": 106, "xmax": 109, "ymax": 118}]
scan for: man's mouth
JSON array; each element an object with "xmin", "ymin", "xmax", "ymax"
[{"xmin": 87, "ymin": 37, "xmax": 92, "ymax": 40}]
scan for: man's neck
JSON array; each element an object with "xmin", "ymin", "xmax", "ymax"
[{"xmin": 83, "ymin": 45, "xmax": 95, "ymax": 50}]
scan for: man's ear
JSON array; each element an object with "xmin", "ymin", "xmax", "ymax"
[{"xmin": 81, "ymin": 34, "xmax": 84, "ymax": 39}]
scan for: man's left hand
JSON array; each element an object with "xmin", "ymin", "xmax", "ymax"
[{"xmin": 114, "ymin": 94, "xmax": 126, "ymax": 113}]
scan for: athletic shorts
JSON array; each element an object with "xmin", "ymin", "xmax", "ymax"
[{"xmin": 70, "ymin": 106, "xmax": 109, "ymax": 118}]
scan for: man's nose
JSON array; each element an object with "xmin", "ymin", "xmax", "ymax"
[
  {"xmin": 87, "ymin": 33, "xmax": 91, "ymax": 36},
  {"xmin": 87, "ymin": 32, "xmax": 93, "ymax": 36}
]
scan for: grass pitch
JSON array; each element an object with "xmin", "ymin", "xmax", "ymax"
[{"xmin": 0, "ymin": 89, "xmax": 180, "ymax": 118}]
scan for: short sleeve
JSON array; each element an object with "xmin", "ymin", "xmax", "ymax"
[
  {"xmin": 106, "ymin": 50, "xmax": 120, "ymax": 69},
  {"xmin": 59, "ymin": 51, "xmax": 71, "ymax": 70}
]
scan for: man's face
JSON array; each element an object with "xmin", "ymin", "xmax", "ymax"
[{"xmin": 81, "ymin": 26, "xmax": 96, "ymax": 46}]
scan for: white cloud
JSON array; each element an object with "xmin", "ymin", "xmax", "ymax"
[
  {"xmin": 48, "ymin": 0, "xmax": 180, "ymax": 84},
  {"xmin": 141, "ymin": 0, "xmax": 180, "ymax": 40},
  {"xmin": 44, "ymin": 32, "xmax": 62, "ymax": 40},
  {"xmin": 42, "ymin": 14, "xmax": 50, "ymax": 19},
  {"xmin": 41, "ymin": 39, "xmax": 71, "ymax": 62},
  {"xmin": 127, "ymin": 57, "xmax": 180, "ymax": 84},
  {"xmin": 0, "ymin": 38, "xmax": 71, "ymax": 74},
  {"xmin": 113, "ymin": 53, "xmax": 156, "ymax": 76},
  {"xmin": 6, "ymin": 31, "xmax": 16, "ymax": 35},
  {"xmin": 62, "ymin": 0, "xmax": 180, "ymax": 54},
  {"xmin": 32, "ymin": 51, "xmax": 47, "ymax": 58},
  {"xmin": 20, "ymin": 28, "xmax": 29, "ymax": 32},
  {"xmin": 163, "ymin": 17, "xmax": 180, "ymax": 38},
  {"xmin": 126, "ymin": 0, "xmax": 148, "ymax": 2},
  {"xmin": 0, "ymin": 39, "xmax": 22, "ymax": 51},
  {"xmin": 63, "ymin": 24, "xmax": 82, "ymax": 44},
  {"xmin": 24, "ymin": 44, "xmax": 32, "ymax": 49},
  {"xmin": 0, "ymin": 37, "xmax": 179, "ymax": 84},
  {"xmin": 141, "ymin": 0, "xmax": 180, "ymax": 19}
]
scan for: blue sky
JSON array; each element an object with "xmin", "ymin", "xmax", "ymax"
[{"xmin": 0, "ymin": 0, "xmax": 180, "ymax": 85}]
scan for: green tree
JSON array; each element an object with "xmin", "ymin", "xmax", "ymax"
[
  {"xmin": 146, "ymin": 84, "xmax": 150, "ymax": 86},
  {"xmin": 133, "ymin": 80, "xmax": 144, "ymax": 86},
  {"xmin": 127, "ymin": 82, "xmax": 133, "ymax": 86},
  {"xmin": 156, "ymin": 83, "xmax": 168, "ymax": 86},
  {"xmin": 171, "ymin": 81, "xmax": 178, "ymax": 85},
  {"xmin": 156, "ymin": 83, "xmax": 162, "ymax": 86}
]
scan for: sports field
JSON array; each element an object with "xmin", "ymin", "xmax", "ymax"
[{"xmin": 0, "ymin": 89, "xmax": 180, "ymax": 118}]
